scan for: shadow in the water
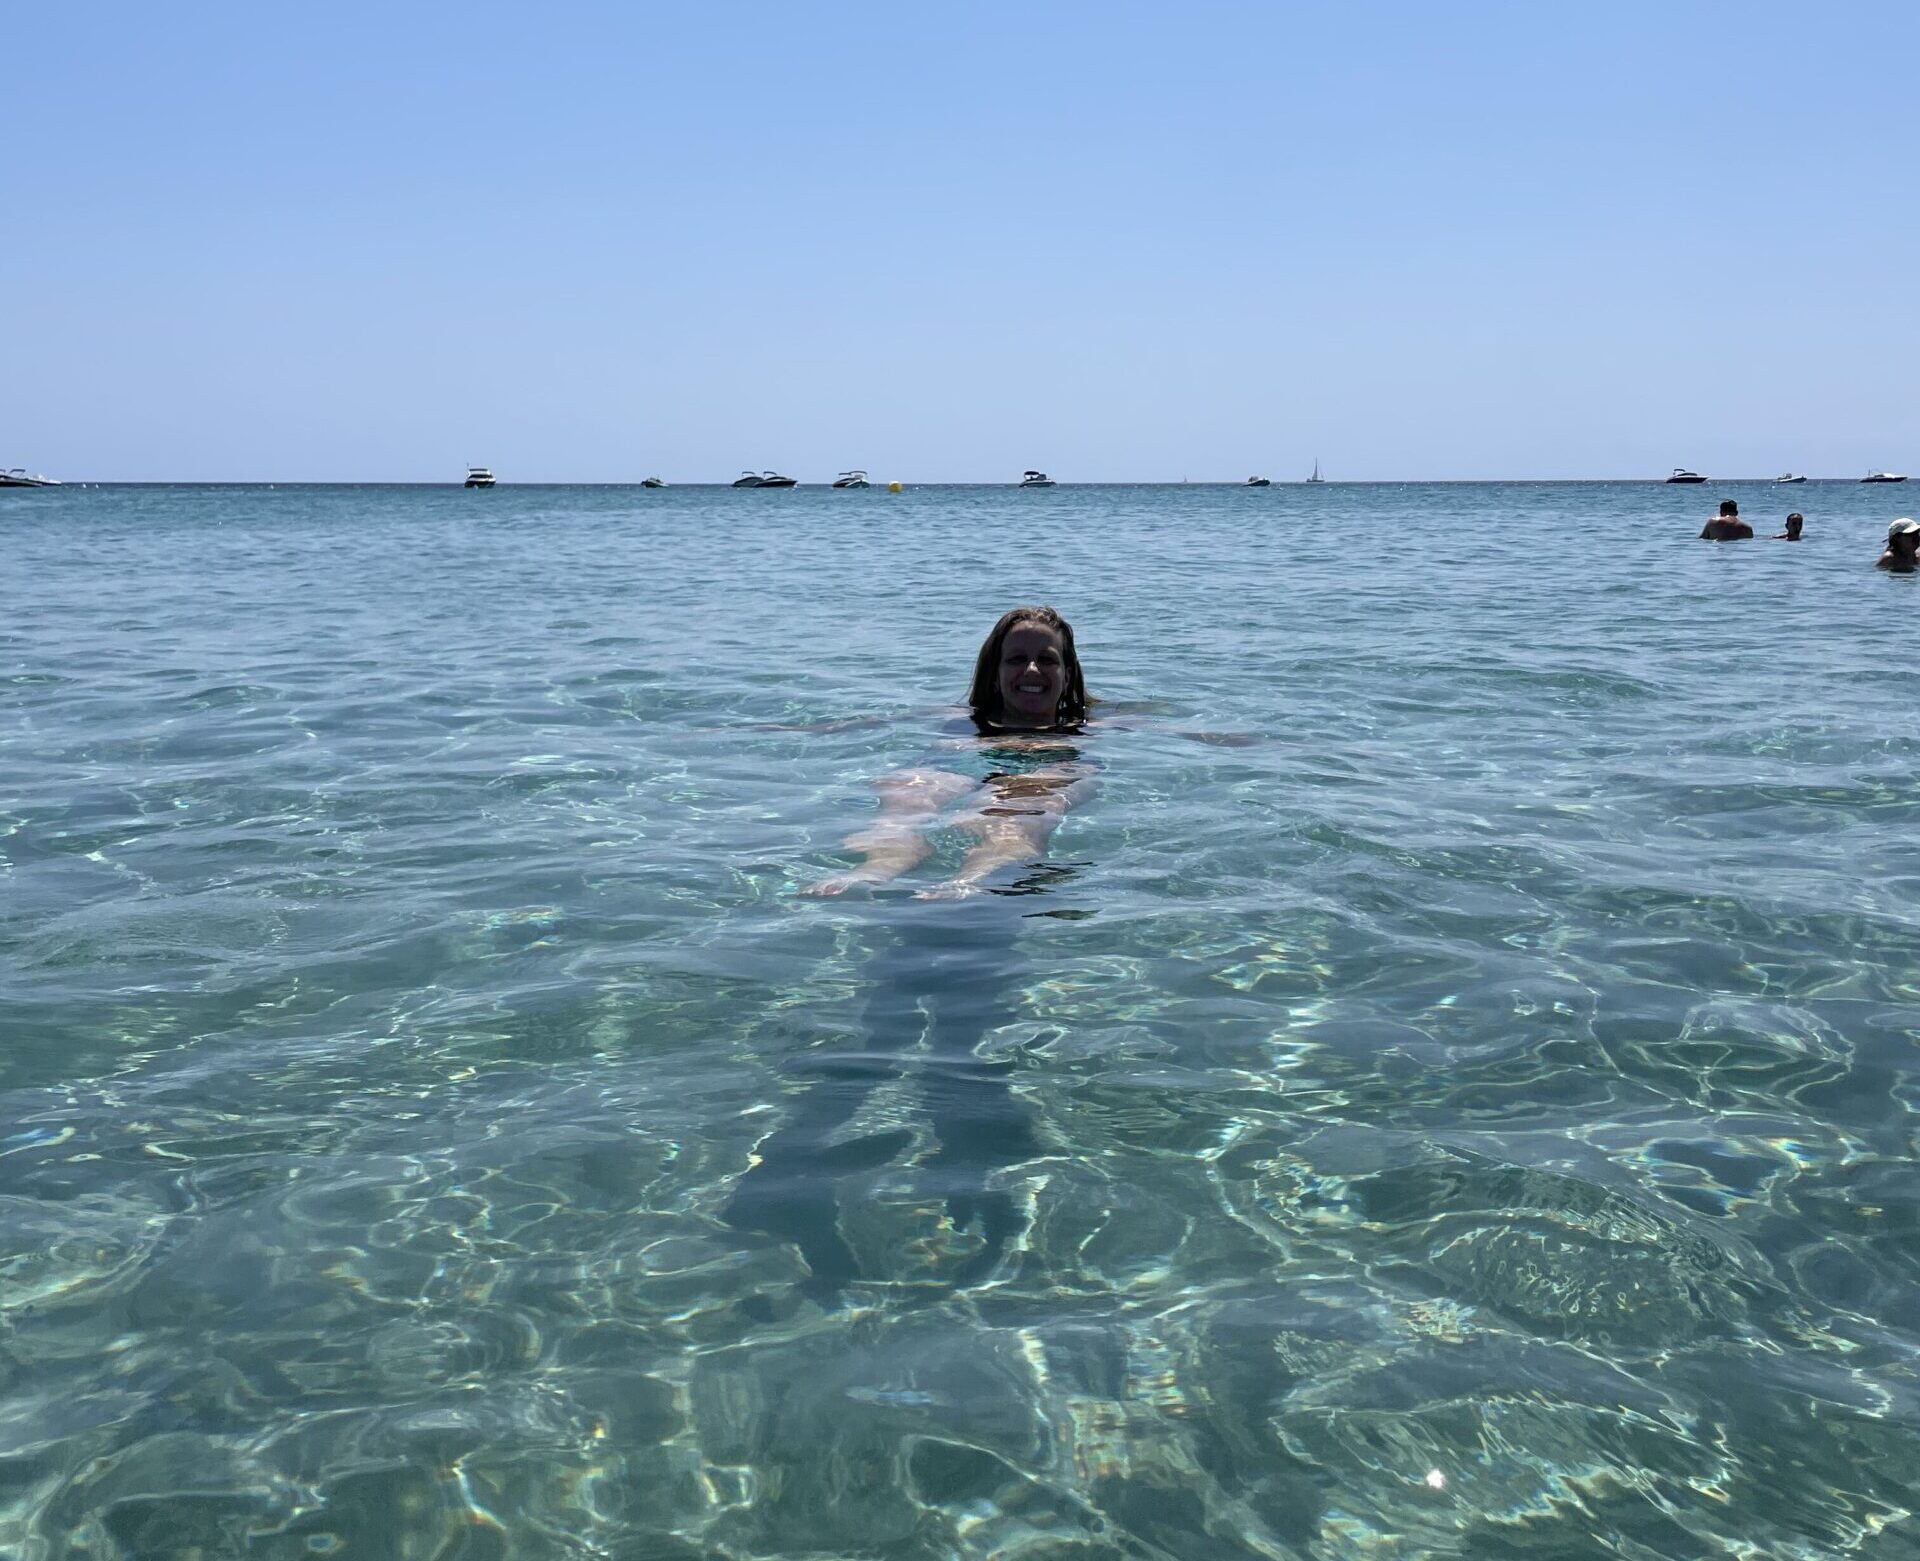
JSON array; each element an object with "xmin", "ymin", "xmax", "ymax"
[{"xmin": 724, "ymin": 899, "xmax": 1047, "ymax": 1300}]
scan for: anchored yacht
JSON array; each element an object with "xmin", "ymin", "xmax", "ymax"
[
  {"xmin": 1774, "ymin": 473, "xmax": 1807, "ymax": 484},
  {"xmin": 1245, "ymin": 476, "xmax": 1272, "ymax": 487},
  {"xmin": 464, "ymin": 466, "xmax": 495, "ymax": 488},
  {"xmin": 831, "ymin": 470, "xmax": 871, "ymax": 488},
  {"xmin": 641, "ymin": 476, "xmax": 667, "ymax": 488},
  {"xmin": 1018, "ymin": 470, "xmax": 1056, "ymax": 488},
  {"xmin": 1862, "ymin": 470, "xmax": 1908, "ymax": 483},
  {"xmin": 1666, "ymin": 468, "xmax": 1708, "ymax": 484},
  {"xmin": 0, "ymin": 468, "xmax": 60, "ymax": 487}
]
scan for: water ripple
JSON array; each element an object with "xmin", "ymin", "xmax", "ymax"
[{"xmin": 3, "ymin": 481, "xmax": 1918, "ymax": 1557}]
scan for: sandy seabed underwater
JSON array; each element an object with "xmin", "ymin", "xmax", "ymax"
[{"xmin": 2, "ymin": 478, "xmax": 1918, "ymax": 1559}]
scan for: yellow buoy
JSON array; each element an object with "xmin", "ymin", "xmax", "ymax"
[{"xmin": 888, "ymin": 481, "xmax": 903, "ymax": 493}]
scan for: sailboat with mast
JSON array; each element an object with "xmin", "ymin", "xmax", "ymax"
[{"xmin": 1306, "ymin": 457, "xmax": 1325, "ymax": 484}]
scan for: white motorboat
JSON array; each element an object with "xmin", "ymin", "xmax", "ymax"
[
  {"xmin": 1666, "ymin": 468, "xmax": 1708, "ymax": 484},
  {"xmin": 1774, "ymin": 473, "xmax": 1807, "ymax": 484},
  {"xmin": 0, "ymin": 468, "xmax": 60, "ymax": 487},
  {"xmin": 1862, "ymin": 470, "xmax": 1908, "ymax": 483},
  {"xmin": 1018, "ymin": 470, "xmax": 1055, "ymax": 488},
  {"xmin": 464, "ymin": 466, "xmax": 496, "ymax": 488},
  {"xmin": 1245, "ymin": 476, "xmax": 1272, "ymax": 487},
  {"xmin": 831, "ymin": 470, "xmax": 871, "ymax": 488}
]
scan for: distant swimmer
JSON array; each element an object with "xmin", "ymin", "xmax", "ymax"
[
  {"xmin": 1877, "ymin": 518, "xmax": 1919, "ymax": 573},
  {"xmin": 806, "ymin": 605, "xmax": 1094, "ymax": 898},
  {"xmin": 1700, "ymin": 499, "xmax": 1753, "ymax": 541},
  {"xmin": 1772, "ymin": 512, "xmax": 1804, "ymax": 541}
]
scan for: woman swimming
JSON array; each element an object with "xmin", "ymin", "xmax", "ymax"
[
  {"xmin": 1877, "ymin": 518, "xmax": 1919, "ymax": 573},
  {"xmin": 806, "ymin": 605, "xmax": 1095, "ymax": 898},
  {"xmin": 730, "ymin": 609, "xmax": 1093, "ymax": 1297}
]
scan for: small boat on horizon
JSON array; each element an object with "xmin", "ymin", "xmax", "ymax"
[
  {"xmin": 831, "ymin": 470, "xmax": 871, "ymax": 488},
  {"xmin": 0, "ymin": 468, "xmax": 61, "ymax": 487},
  {"xmin": 1245, "ymin": 475, "xmax": 1272, "ymax": 487},
  {"xmin": 1774, "ymin": 473, "xmax": 1807, "ymax": 484},
  {"xmin": 641, "ymin": 476, "xmax": 666, "ymax": 488},
  {"xmin": 733, "ymin": 470, "xmax": 798, "ymax": 488},
  {"xmin": 1018, "ymin": 470, "xmax": 1056, "ymax": 488},
  {"xmin": 1306, "ymin": 458, "xmax": 1325, "ymax": 484},
  {"xmin": 1862, "ymin": 470, "xmax": 1908, "ymax": 483},
  {"xmin": 464, "ymin": 466, "xmax": 495, "ymax": 488},
  {"xmin": 1666, "ymin": 468, "xmax": 1708, "ymax": 484}
]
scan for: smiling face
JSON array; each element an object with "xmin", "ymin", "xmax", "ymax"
[{"xmin": 995, "ymin": 622, "xmax": 1068, "ymax": 726}]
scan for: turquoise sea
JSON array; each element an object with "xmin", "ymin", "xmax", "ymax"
[{"xmin": 4, "ymin": 480, "xmax": 1918, "ymax": 1560}]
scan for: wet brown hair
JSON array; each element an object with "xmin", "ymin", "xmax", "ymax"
[{"xmin": 966, "ymin": 605, "xmax": 1089, "ymax": 731}]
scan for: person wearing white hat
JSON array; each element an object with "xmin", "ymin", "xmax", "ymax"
[{"xmin": 1877, "ymin": 518, "xmax": 1919, "ymax": 573}]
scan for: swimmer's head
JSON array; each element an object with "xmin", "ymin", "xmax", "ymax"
[
  {"xmin": 1718, "ymin": 499, "xmax": 1739, "ymax": 517},
  {"xmin": 1784, "ymin": 513, "xmax": 1803, "ymax": 538},
  {"xmin": 968, "ymin": 605, "xmax": 1088, "ymax": 731},
  {"xmin": 1890, "ymin": 518, "xmax": 1920, "ymax": 556}
]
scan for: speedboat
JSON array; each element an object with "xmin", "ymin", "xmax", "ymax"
[
  {"xmin": 831, "ymin": 470, "xmax": 871, "ymax": 488},
  {"xmin": 1666, "ymin": 468, "xmax": 1708, "ymax": 484},
  {"xmin": 1245, "ymin": 476, "xmax": 1272, "ymax": 486},
  {"xmin": 1862, "ymin": 470, "xmax": 1908, "ymax": 483},
  {"xmin": 641, "ymin": 476, "xmax": 666, "ymax": 488},
  {"xmin": 1774, "ymin": 473, "xmax": 1807, "ymax": 484},
  {"xmin": 732, "ymin": 471, "xmax": 765, "ymax": 487},
  {"xmin": 0, "ymin": 468, "xmax": 60, "ymax": 487},
  {"xmin": 1018, "ymin": 470, "xmax": 1055, "ymax": 488},
  {"xmin": 464, "ymin": 466, "xmax": 495, "ymax": 488},
  {"xmin": 756, "ymin": 470, "xmax": 797, "ymax": 488}
]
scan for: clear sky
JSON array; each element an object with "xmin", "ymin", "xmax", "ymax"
[{"xmin": 6, "ymin": 3, "xmax": 1916, "ymax": 482}]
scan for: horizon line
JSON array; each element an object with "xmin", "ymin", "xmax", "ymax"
[{"xmin": 12, "ymin": 476, "xmax": 1908, "ymax": 489}]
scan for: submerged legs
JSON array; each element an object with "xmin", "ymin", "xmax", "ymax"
[
  {"xmin": 920, "ymin": 766, "xmax": 1090, "ymax": 899},
  {"xmin": 804, "ymin": 769, "xmax": 981, "ymax": 895},
  {"xmin": 724, "ymin": 911, "xmax": 1039, "ymax": 1300},
  {"xmin": 807, "ymin": 763, "xmax": 1091, "ymax": 898}
]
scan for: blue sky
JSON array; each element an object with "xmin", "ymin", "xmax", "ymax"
[{"xmin": 6, "ymin": 3, "xmax": 1916, "ymax": 482}]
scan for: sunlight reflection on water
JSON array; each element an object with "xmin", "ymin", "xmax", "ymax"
[{"xmin": 2, "ymin": 481, "xmax": 1917, "ymax": 1557}]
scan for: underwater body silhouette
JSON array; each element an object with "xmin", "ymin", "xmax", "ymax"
[{"xmin": 724, "ymin": 887, "xmax": 1068, "ymax": 1299}]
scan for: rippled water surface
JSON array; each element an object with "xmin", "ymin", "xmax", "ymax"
[{"xmin": 4, "ymin": 481, "xmax": 1918, "ymax": 1559}]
